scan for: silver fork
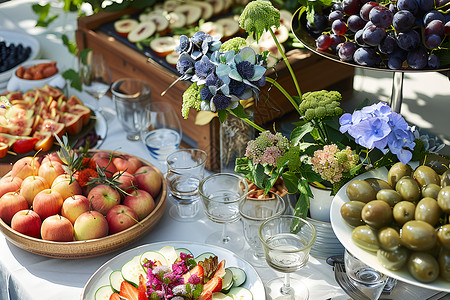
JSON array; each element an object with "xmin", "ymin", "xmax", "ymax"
[{"xmin": 333, "ymin": 261, "xmax": 372, "ymax": 300}]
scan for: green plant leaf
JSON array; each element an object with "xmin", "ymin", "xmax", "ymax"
[
  {"xmin": 253, "ymin": 163, "xmax": 267, "ymax": 188},
  {"xmin": 218, "ymin": 109, "xmax": 227, "ymax": 123},
  {"xmin": 282, "ymin": 171, "xmax": 300, "ymax": 193},
  {"xmin": 290, "ymin": 122, "xmax": 314, "ymax": 146},
  {"xmin": 62, "ymin": 69, "xmax": 82, "ymax": 91},
  {"xmin": 62, "ymin": 34, "xmax": 78, "ymax": 56},
  {"xmin": 231, "ymin": 104, "xmax": 251, "ymax": 119},
  {"xmin": 293, "ymin": 192, "xmax": 309, "ymax": 219}
]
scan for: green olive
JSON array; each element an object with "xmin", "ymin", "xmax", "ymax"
[
  {"xmin": 365, "ymin": 178, "xmax": 392, "ymax": 191},
  {"xmin": 346, "ymin": 180, "xmax": 377, "ymax": 203},
  {"xmin": 422, "ymin": 184, "xmax": 441, "ymax": 199},
  {"xmin": 407, "ymin": 252, "xmax": 439, "ymax": 283},
  {"xmin": 396, "ymin": 176, "xmax": 421, "ymax": 203},
  {"xmin": 414, "ymin": 197, "xmax": 442, "ymax": 226},
  {"xmin": 388, "ymin": 162, "xmax": 413, "ymax": 188},
  {"xmin": 437, "ymin": 186, "xmax": 450, "ymax": 213},
  {"xmin": 413, "ymin": 165, "xmax": 441, "ymax": 188},
  {"xmin": 400, "ymin": 220, "xmax": 437, "ymax": 251},
  {"xmin": 377, "ymin": 247, "xmax": 409, "ymax": 270},
  {"xmin": 376, "ymin": 189, "xmax": 403, "ymax": 207},
  {"xmin": 361, "ymin": 200, "xmax": 393, "ymax": 229},
  {"xmin": 442, "ymin": 169, "xmax": 450, "ymax": 188},
  {"xmin": 393, "ymin": 201, "xmax": 416, "ymax": 226},
  {"xmin": 437, "ymin": 224, "xmax": 450, "ymax": 250},
  {"xmin": 439, "ymin": 249, "xmax": 450, "ymax": 282},
  {"xmin": 340, "ymin": 201, "xmax": 366, "ymax": 227},
  {"xmin": 378, "ymin": 227, "xmax": 400, "ymax": 251},
  {"xmin": 352, "ymin": 225, "xmax": 379, "ymax": 252}
]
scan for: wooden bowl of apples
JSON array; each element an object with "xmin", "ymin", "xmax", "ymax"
[{"xmin": 0, "ymin": 149, "xmax": 167, "ymax": 259}]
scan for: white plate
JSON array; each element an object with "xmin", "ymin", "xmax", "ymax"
[
  {"xmin": 0, "ymin": 30, "xmax": 40, "ymax": 82},
  {"xmin": 81, "ymin": 241, "xmax": 266, "ymax": 299},
  {"xmin": 330, "ymin": 166, "xmax": 450, "ymax": 292},
  {"xmin": 93, "ymin": 109, "xmax": 108, "ymax": 149}
]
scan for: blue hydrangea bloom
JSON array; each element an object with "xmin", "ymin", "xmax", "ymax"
[
  {"xmin": 175, "ymin": 35, "xmax": 193, "ymax": 54},
  {"xmin": 176, "ymin": 53, "xmax": 195, "ymax": 75},
  {"xmin": 193, "ymin": 56, "xmax": 215, "ymax": 84},
  {"xmin": 200, "ymin": 86, "xmax": 213, "ymax": 101}
]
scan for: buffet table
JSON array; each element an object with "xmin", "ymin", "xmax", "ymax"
[{"xmin": 0, "ymin": 1, "xmax": 448, "ymax": 299}]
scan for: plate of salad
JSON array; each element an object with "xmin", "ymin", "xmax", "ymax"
[{"xmin": 81, "ymin": 241, "xmax": 265, "ymax": 300}]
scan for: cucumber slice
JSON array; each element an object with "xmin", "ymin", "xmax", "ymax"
[
  {"xmin": 94, "ymin": 285, "xmax": 114, "ymax": 300},
  {"xmin": 109, "ymin": 270, "xmax": 123, "ymax": 293},
  {"xmin": 122, "ymin": 255, "xmax": 147, "ymax": 287},
  {"xmin": 228, "ymin": 267, "xmax": 247, "ymax": 287},
  {"xmin": 221, "ymin": 268, "xmax": 234, "ymax": 293},
  {"xmin": 158, "ymin": 245, "xmax": 178, "ymax": 265},
  {"xmin": 212, "ymin": 292, "xmax": 233, "ymax": 300},
  {"xmin": 140, "ymin": 251, "xmax": 168, "ymax": 267},
  {"xmin": 227, "ymin": 287, "xmax": 253, "ymax": 299},
  {"xmin": 195, "ymin": 252, "xmax": 216, "ymax": 264},
  {"xmin": 175, "ymin": 247, "xmax": 192, "ymax": 258}
]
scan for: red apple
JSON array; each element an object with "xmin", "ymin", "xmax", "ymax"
[
  {"xmin": 19, "ymin": 175, "xmax": 50, "ymax": 206},
  {"xmin": 32, "ymin": 189, "xmax": 64, "ymax": 221},
  {"xmin": 87, "ymin": 184, "xmax": 121, "ymax": 215},
  {"xmin": 10, "ymin": 157, "xmax": 41, "ymax": 180},
  {"xmin": 93, "ymin": 152, "xmax": 117, "ymax": 178},
  {"xmin": 134, "ymin": 166, "xmax": 162, "ymax": 198},
  {"xmin": 114, "ymin": 171, "xmax": 136, "ymax": 194},
  {"xmin": 123, "ymin": 189, "xmax": 155, "ymax": 220},
  {"xmin": 113, "ymin": 155, "xmax": 142, "ymax": 174},
  {"xmin": 61, "ymin": 195, "xmax": 90, "ymax": 224},
  {"xmin": 38, "ymin": 160, "xmax": 65, "ymax": 186},
  {"xmin": 0, "ymin": 192, "xmax": 29, "ymax": 225},
  {"xmin": 11, "ymin": 209, "xmax": 42, "ymax": 238},
  {"xmin": 106, "ymin": 204, "xmax": 139, "ymax": 234},
  {"xmin": 73, "ymin": 210, "xmax": 109, "ymax": 240},
  {"xmin": 41, "ymin": 215, "xmax": 74, "ymax": 242},
  {"xmin": 0, "ymin": 175, "xmax": 23, "ymax": 198},
  {"xmin": 51, "ymin": 174, "xmax": 83, "ymax": 201},
  {"xmin": 40, "ymin": 152, "xmax": 63, "ymax": 165}
]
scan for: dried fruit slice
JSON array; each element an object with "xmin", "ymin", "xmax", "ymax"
[
  {"xmin": 216, "ymin": 18, "xmax": 240, "ymax": 39},
  {"xmin": 128, "ymin": 22, "xmax": 157, "ymax": 43},
  {"xmin": 150, "ymin": 36, "xmax": 178, "ymax": 57},
  {"xmin": 166, "ymin": 51, "xmax": 180, "ymax": 67},
  {"xmin": 140, "ymin": 13, "xmax": 169, "ymax": 34},
  {"xmin": 168, "ymin": 11, "xmax": 187, "ymax": 29},
  {"xmin": 188, "ymin": 1, "xmax": 214, "ymax": 21},
  {"xmin": 114, "ymin": 19, "xmax": 139, "ymax": 37},
  {"xmin": 33, "ymin": 131, "xmax": 55, "ymax": 152},
  {"xmin": 174, "ymin": 4, "xmax": 202, "ymax": 26}
]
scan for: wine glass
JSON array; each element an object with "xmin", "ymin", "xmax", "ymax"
[
  {"xmin": 78, "ymin": 49, "xmax": 112, "ymax": 113},
  {"xmin": 239, "ymin": 191, "xmax": 286, "ymax": 267},
  {"xmin": 140, "ymin": 102, "xmax": 182, "ymax": 163},
  {"xmin": 259, "ymin": 215, "xmax": 316, "ymax": 300},
  {"xmin": 198, "ymin": 173, "xmax": 249, "ymax": 251}
]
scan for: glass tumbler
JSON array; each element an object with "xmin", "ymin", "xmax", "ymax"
[
  {"xmin": 111, "ymin": 78, "xmax": 151, "ymax": 141},
  {"xmin": 166, "ymin": 149, "xmax": 207, "ymax": 221}
]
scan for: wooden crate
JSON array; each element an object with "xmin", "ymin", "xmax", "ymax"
[{"xmin": 76, "ymin": 10, "xmax": 355, "ymax": 171}]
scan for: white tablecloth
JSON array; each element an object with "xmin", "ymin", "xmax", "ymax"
[{"xmin": 0, "ymin": 1, "xmax": 447, "ymax": 299}]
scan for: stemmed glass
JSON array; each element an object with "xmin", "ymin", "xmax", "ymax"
[
  {"xmin": 239, "ymin": 191, "xmax": 286, "ymax": 267},
  {"xmin": 198, "ymin": 173, "xmax": 249, "ymax": 251},
  {"xmin": 78, "ymin": 49, "xmax": 112, "ymax": 114},
  {"xmin": 140, "ymin": 102, "xmax": 182, "ymax": 163},
  {"xmin": 259, "ymin": 215, "xmax": 316, "ymax": 300}
]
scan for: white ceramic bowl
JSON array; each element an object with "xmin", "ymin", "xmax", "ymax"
[{"xmin": 6, "ymin": 59, "xmax": 65, "ymax": 92}]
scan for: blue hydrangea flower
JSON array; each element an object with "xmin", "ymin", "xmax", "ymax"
[
  {"xmin": 175, "ymin": 35, "xmax": 193, "ymax": 54},
  {"xmin": 176, "ymin": 53, "xmax": 195, "ymax": 76},
  {"xmin": 200, "ymin": 86, "xmax": 213, "ymax": 101},
  {"xmin": 229, "ymin": 79, "xmax": 247, "ymax": 97},
  {"xmin": 210, "ymin": 94, "xmax": 239, "ymax": 111},
  {"xmin": 193, "ymin": 55, "xmax": 215, "ymax": 85}
]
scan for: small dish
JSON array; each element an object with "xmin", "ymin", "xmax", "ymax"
[{"xmin": 6, "ymin": 59, "xmax": 65, "ymax": 92}]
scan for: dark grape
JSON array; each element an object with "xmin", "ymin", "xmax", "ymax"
[
  {"xmin": 330, "ymin": 34, "xmax": 345, "ymax": 51},
  {"xmin": 329, "ymin": 10, "xmax": 345, "ymax": 23},
  {"xmin": 316, "ymin": 34, "xmax": 332, "ymax": 51},
  {"xmin": 418, "ymin": 0, "xmax": 434, "ymax": 11},
  {"xmin": 407, "ymin": 46, "xmax": 428, "ymax": 69},
  {"xmin": 389, "ymin": 3, "xmax": 398, "ymax": 14},
  {"xmin": 355, "ymin": 29, "xmax": 368, "ymax": 46},
  {"xmin": 353, "ymin": 47, "xmax": 381, "ymax": 66},
  {"xmin": 360, "ymin": 2, "xmax": 379, "ymax": 21},
  {"xmin": 332, "ymin": 4, "xmax": 344, "ymax": 11},
  {"xmin": 338, "ymin": 42, "xmax": 358, "ymax": 61},
  {"xmin": 425, "ymin": 20, "xmax": 445, "ymax": 37},
  {"xmin": 423, "ymin": 10, "xmax": 445, "ymax": 26},
  {"xmin": 307, "ymin": 14, "xmax": 329, "ymax": 33},
  {"xmin": 397, "ymin": 0, "xmax": 419, "ymax": 15},
  {"xmin": 435, "ymin": 0, "xmax": 450, "ymax": 7},
  {"xmin": 445, "ymin": 21, "xmax": 450, "ymax": 35},
  {"xmin": 343, "ymin": 0, "xmax": 361, "ymax": 16},
  {"xmin": 393, "ymin": 10, "xmax": 416, "ymax": 32},
  {"xmin": 428, "ymin": 54, "xmax": 440, "ymax": 68},
  {"xmin": 362, "ymin": 24, "xmax": 386, "ymax": 46},
  {"xmin": 425, "ymin": 34, "xmax": 442, "ymax": 49},
  {"xmin": 332, "ymin": 19, "xmax": 348, "ymax": 35},
  {"xmin": 348, "ymin": 15, "xmax": 366, "ymax": 32},
  {"xmin": 378, "ymin": 35, "xmax": 397, "ymax": 54},
  {"xmin": 369, "ymin": 6, "xmax": 394, "ymax": 27},
  {"xmin": 388, "ymin": 55, "xmax": 404, "ymax": 69},
  {"xmin": 396, "ymin": 30, "xmax": 421, "ymax": 51}
]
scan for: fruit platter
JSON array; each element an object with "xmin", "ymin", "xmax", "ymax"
[
  {"xmin": 330, "ymin": 159, "xmax": 450, "ymax": 292},
  {"xmin": 82, "ymin": 242, "xmax": 264, "ymax": 300},
  {"xmin": 0, "ymin": 147, "xmax": 167, "ymax": 259}
]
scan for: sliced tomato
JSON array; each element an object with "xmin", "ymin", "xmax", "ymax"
[{"xmin": 12, "ymin": 138, "xmax": 39, "ymax": 154}]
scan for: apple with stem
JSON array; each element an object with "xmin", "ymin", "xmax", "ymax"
[
  {"xmin": 38, "ymin": 160, "xmax": 65, "ymax": 186},
  {"xmin": 51, "ymin": 174, "xmax": 83, "ymax": 201},
  {"xmin": 123, "ymin": 189, "xmax": 155, "ymax": 220},
  {"xmin": 32, "ymin": 189, "xmax": 64, "ymax": 221},
  {"xmin": 113, "ymin": 155, "xmax": 142, "ymax": 174},
  {"xmin": 0, "ymin": 192, "xmax": 29, "ymax": 225},
  {"xmin": 134, "ymin": 166, "xmax": 162, "ymax": 198},
  {"xmin": 41, "ymin": 215, "xmax": 74, "ymax": 242},
  {"xmin": 106, "ymin": 204, "xmax": 139, "ymax": 234},
  {"xmin": 0, "ymin": 175, "xmax": 23, "ymax": 198},
  {"xmin": 10, "ymin": 157, "xmax": 40, "ymax": 180},
  {"xmin": 61, "ymin": 195, "xmax": 90, "ymax": 224},
  {"xmin": 11, "ymin": 209, "xmax": 42, "ymax": 238},
  {"xmin": 88, "ymin": 184, "xmax": 121, "ymax": 215},
  {"xmin": 19, "ymin": 175, "xmax": 50, "ymax": 206},
  {"xmin": 73, "ymin": 210, "xmax": 109, "ymax": 240},
  {"xmin": 40, "ymin": 152, "xmax": 63, "ymax": 165},
  {"xmin": 114, "ymin": 171, "xmax": 136, "ymax": 194}
]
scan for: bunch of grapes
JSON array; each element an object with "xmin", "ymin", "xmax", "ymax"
[{"xmin": 309, "ymin": 0, "xmax": 450, "ymax": 69}]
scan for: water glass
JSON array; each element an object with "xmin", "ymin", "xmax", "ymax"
[
  {"xmin": 344, "ymin": 249, "xmax": 388, "ymax": 300},
  {"xmin": 141, "ymin": 102, "xmax": 182, "ymax": 162},
  {"xmin": 166, "ymin": 149, "xmax": 207, "ymax": 221},
  {"xmin": 111, "ymin": 78, "xmax": 151, "ymax": 141},
  {"xmin": 239, "ymin": 191, "xmax": 285, "ymax": 267}
]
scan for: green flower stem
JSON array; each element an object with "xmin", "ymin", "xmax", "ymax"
[
  {"xmin": 227, "ymin": 109, "xmax": 265, "ymax": 132},
  {"xmin": 269, "ymin": 28, "xmax": 302, "ymax": 99},
  {"xmin": 265, "ymin": 77, "xmax": 301, "ymax": 115}
]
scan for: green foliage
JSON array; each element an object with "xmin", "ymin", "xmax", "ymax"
[
  {"xmin": 220, "ymin": 37, "xmax": 248, "ymax": 53},
  {"xmin": 181, "ymin": 83, "xmax": 203, "ymax": 119},
  {"xmin": 299, "ymin": 90, "xmax": 344, "ymax": 121},
  {"xmin": 62, "ymin": 69, "xmax": 82, "ymax": 91},
  {"xmin": 239, "ymin": 0, "xmax": 281, "ymax": 41}
]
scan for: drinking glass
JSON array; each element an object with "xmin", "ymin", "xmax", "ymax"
[
  {"xmin": 239, "ymin": 191, "xmax": 286, "ymax": 267},
  {"xmin": 198, "ymin": 173, "xmax": 249, "ymax": 251},
  {"xmin": 344, "ymin": 249, "xmax": 388, "ymax": 300},
  {"xmin": 259, "ymin": 215, "xmax": 316, "ymax": 300},
  {"xmin": 78, "ymin": 49, "xmax": 112, "ymax": 113},
  {"xmin": 140, "ymin": 102, "xmax": 182, "ymax": 162},
  {"xmin": 166, "ymin": 149, "xmax": 207, "ymax": 222},
  {"xmin": 111, "ymin": 78, "xmax": 151, "ymax": 141}
]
